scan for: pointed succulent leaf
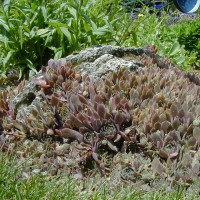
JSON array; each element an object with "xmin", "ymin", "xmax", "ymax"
[
  {"xmin": 187, "ymin": 136, "xmax": 196, "ymax": 147},
  {"xmin": 154, "ymin": 122, "xmax": 161, "ymax": 130},
  {"xmin": 187, "ymin": 124, "xmax": 193, "ymax": 135},
  {"xmin": 92, "ymin": 152, "xmax": 100, "ymax": 164},
  {"xmin": 114, "ymin": 112, "xmax": 124, "ymax": 126},
  {"xmin": 94, "ymin": 94, "xmax": 103, "ymax": 104},
  {"xmin": 114, "ymin": 133, "xmax": 121, "ymax": 143},
  {"xmin": 34, "ymin": 79, "xmax": 47, "ymax": 87},
  {"xmin": 159, "ymin": 148, "xmax": 168, "ymax": 159},
  {"xmin": 92, "ymin": 152, "xmax": 105, "ymax": 176},
  {"xmin": 186, "ymin": 112, "xmax": 193, "ymax": 126},
  {"xmin": 82, "ymin": 120, "xmax": 94, "ymax": 131},
  {"xmin": 169, "ymin": 152, "xmax": 178, "ymax": 159},
  {"xmin": 114, "ymin": 95, "xmax": 121, "ymax": 106},
  {"xmin": 97, "ymin": 103, "xmax": 106, "ymax": 120},
  {"xmin": 151, "ymin": 113, "xmax": 159, "ymax": 126},
  {"xmin": 105, "ymin": 112, "xmax": 112, "ymax": 121},
  {"xmin": 105, "ymin": 78, "xmax": 113, "ymax": 88},
  {"xmin": 169, "ymin": 130, "xmax": 181, "ymax": 141},
  {"xmin": 93, "ymin": 109, "xmax": 100, "ymax": 120},
  {"xmin": 193, "ymin": 127, "xmax": 200, "ymax": 141},
  {"xmin": 152, "ymin": 157, "xmax": 166, "ymax": 176},
  {"xmin": 51, "ymin": 95, "xmax": 60, "ymax": 107},
  {"xmin": 56, "ymin": 128, "xmax": 83, "ymax": 142},
  {"xmin": 172, "ymin": 118, "xmax": 180, "ymax": 130},
  {"xmin": 151, "ymin": 132, "xmax": 163, "ymax": 148},
  {"xmin": 70, "ymin": 114, "xmax": 83, "ymax": 129},
  {"xmin": 78, "ymin": 94, "xmax": 88, "ymax": 105},
  {"xmin": 89, "ymin": 78, "xmax": 96, "ymax": 103},
  {"xmin": 181, "ymin": 153, "xmax": 192, "ymax": 167},
  {"xmin": 107, "ymin": 141, "xmax": 118, "ymax": 152},
  {"xmin": 112, "ymin": 71, "xmax": 118, "ymax": 84},
  {"xmin": 161, "ymin": 121, "xmax": 172, "ymax": 133},
  {"xmin": 178, "ymin": 109, "xmax": 185, "ymax": 118},
  {"xmin": 170, "ymin": 103, "xmax": 178, "ymax": 118},
  {"xmin": 91, "ymin": 118, "xmax": 101, "ymax": 132}
]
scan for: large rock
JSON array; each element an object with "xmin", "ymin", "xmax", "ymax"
[
  {"xmin": 12, "ymin": 45, "xmax": 172, "ymax": 120},
  {"xmin": 65, "ymin": 45, "xmax": 171, "ymax": 78}
]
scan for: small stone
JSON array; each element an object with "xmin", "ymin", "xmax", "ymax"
[{"xmin": 55, "ymin": 144, "xmax": 70, "ymax": 155}]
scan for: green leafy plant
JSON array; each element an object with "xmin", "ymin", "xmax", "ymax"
[
  {"xmin": 0, "ymin": 0, "xmax": 138, "ymax": 78},
  {"xmin": 176, "ymin": 18, "xmax": 200, "ymax": 69},
  {"xmin": 123, "ymin": 9, "xmax": 198, "ymax": 70}
]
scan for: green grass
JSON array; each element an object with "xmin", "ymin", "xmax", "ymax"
[
  {"xmin": 0, "ymin": 152, "xmax": 76, "ymax": 199},
  {"xmin": 0, "ymin": 152, "xmax": 199, "ymax": 200}
]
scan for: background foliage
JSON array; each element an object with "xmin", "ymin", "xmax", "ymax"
[{"xmin": 0, "ymin": 0, "xmax": 200, "ymax": 78}]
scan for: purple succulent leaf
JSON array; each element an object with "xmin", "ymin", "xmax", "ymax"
[
  {"xmin": 34, "ymin": 79, "xmax": 48, "ymax": 87},
  {"xmin": 193, "ymin": 127, "xmax": 200, "ymax": 141},
  {"xmin": 114, "ymin": 133, "xmax": 121, "ymax": 143},
  {"xmin": 150, "ymin": 132, "xmax": 163, "ymax": 149},
  {"xmin": 151, "ymin": 113, "xmax": 160, "ymax": 126},
  {"xmin": 161, "ymin": 121, "xmax": 172, "ymax": 133},
  {"xmin": 104, "ymin": 112, "xmax": 112, "ymax": 121},
  {"xmin": 86, "ymin": 107, "xmax": 93, "ymax": 117},
  {"xmin": 178, "ymin": 109, "xmax": 185, "ymax": 119},
  {"xmin": 70, "ymin": 114, "xmax": 83, "ymax": 129},
  {"xmin": 94, "ymin": 94, "xmax": 104, "ymax": 104},
  {"xmin": 91, "ymin": 118, "xmax": 102, "ymax": 132},
  {"xmin": 92, "ymin": 109, "xmax": 100, "ymax": 120},
  {"xmin": 168, "ymin": 130, "xmax": 181, "ymax": 142},
  {"xmin": 0, "ymin": 134, "xmax": 6, "ymax": 148},
  {"xmin": 92, "ymin": 152, "xmax": 105, "ymax": 176},
  {"xmin": 114, "ymin": 112, "xmax": 124, "ymax": 126},
  {"xmin": 56, "ymin": 128, "xmax": 84, "ymax": 142},
  {"xmin": 152, "ymin": 157, "xmax": 166, "ymax": 177},
  {"xmin": 144, "ymin": 123, "xmax": 151, "ymax": 134},
  {"xmin": 159, "ymin": 148, "xmax": 168, "ymax": 159},
  {"xmin": 89, "ymin": 77, "xmax": 96, "ymax": 103},
  {"xmin": 48, "ymin": 58, "xmax": 55, "ymax": 68},
  {"xmin": 70, "ymin": 94, "xmax": 83, "ymax": 112},
  {"xmin": 169, "ymin": 152, "xmax": 179, "ymax": 159},
  {"xmin": 78, "ymin": 94, "xmax": 89, "ymax": 105},
  {"xmin": 82, "ymin": 120, "xmax": 94, "ymax": 131},
  {"xmin": 187, "ymin": 136, "xmax": 196, "ymax": 147},
  {"xmin": 170, "ymin": 103, "xmax": 179, "ymax": 118},
  {"xmin": 97, "ymin": 103, "xmax": 106, "ymax": 120},
  {"xmin": 51, "ymin": 95, "xmax": 60, "ymax": 107},
  {"xmin": 172, "ymin": 118, "xmax": 180, "ymax": 130},
  {"xmin": 186, "ymin": 112, "xmax": 193, "ymax": 126},
  {"xmin": 119, "ymin": 131, "xmax": 129, "ymax": 141},
  {"xmin": 107, "ymin": 141, "xmax": 118, "ymax": 152}
]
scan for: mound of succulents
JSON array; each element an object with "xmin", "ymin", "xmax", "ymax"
[{"xmin": 0, "ymin": 54, "xmax": 200, "ymax": 188}]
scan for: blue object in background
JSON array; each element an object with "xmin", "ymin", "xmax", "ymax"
[
  {"xmin": 155, "ymin": 3, "xmax": 163, "ymax": 9},
  {"xmin": 173, "ymin": 0, "xmax": 200, "ymax": 13}
]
